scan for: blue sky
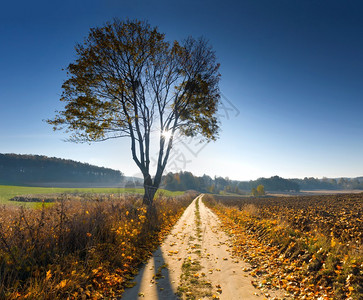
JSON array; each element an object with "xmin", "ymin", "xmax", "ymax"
[{"xmin": 1, "ymin": 0, "xmax": 362, "ymax": 181}]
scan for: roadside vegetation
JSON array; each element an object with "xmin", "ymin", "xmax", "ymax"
[
  {"xmin": 0, "ymin": 191, "xmax": 195, "ymax": 299},
  {"xmin": 203, "ymin": 193, "xmax": 362, "ymax": 299}
]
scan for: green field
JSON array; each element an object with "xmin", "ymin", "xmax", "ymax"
[{"xmin": 0, "ymin": 185, "xmax": 184, "ymax": 206}]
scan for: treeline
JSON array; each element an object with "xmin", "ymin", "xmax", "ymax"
[
  {"xmin": 162, "ymin": 172, "xmax": 300, "ymax": 193},
  {"xmin": 162, "ymin": 172, "xmax": 363, "ymax": 193},
  {"xmin": 0, "ymin": 154, "xmax": 123, "ymax": 187},
  {"xmin": 162, "ymin": 172, "xmax": 213, "ymax": 192},
  {"xmin": 292, "ymin": 177, "xmax": 363, "ymax": 190}
]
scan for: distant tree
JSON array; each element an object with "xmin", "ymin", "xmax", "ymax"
[
  {"xmin": 251, "ymin": 188, "xmax": 258, "ymax": 197},
  {"xmin": 257, "ymin": 176, "xmax": 300, "ymax": 192},
  {"xmin": 330, "ymin": 178, "xmax": 337, "ymax": 186},
  {"xmin": 163, "ymin": 172, "xmax": 179, "ymax": 191},
  {"xmin": 224, "ymin": 185, "xmax": 231, "ymax": 193},
  {"xmin": 181, "ymin": 171, "xmax": 198, "ymax": 190},
  {"xmin": 200, "ymin": 174, "xmax": 213, "ymax": 192},
  {"xmin": 47, "ymin": 19, "xmax": 221, "ymax": 206},
  {"xmin": 338, "ymin": 178, "xmax": 348, "ymax": 189},
  {"xmin": 351, "ymin": 178, "xmax": 360, "ymax": 189},
  {"xmin": 256, "ymin": 184, "xmax": 265, "ymax": 196},
  {"xmin": 214, "ymin": 176, "xmax": 228, "ymax": 191}
]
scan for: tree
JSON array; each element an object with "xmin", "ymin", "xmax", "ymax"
[
  {"xmin": 256, "ymin": 184, "xmax": 265, "ymax": 196},
  {"xmin": 47, "ymin": 19, "xmax": 221, "ymax": 205}
]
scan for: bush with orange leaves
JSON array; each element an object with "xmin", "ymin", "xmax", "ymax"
[
  {"xmin": 204, "ymin": 193, "xmax": 362, "ymax": 300},
  {"xmin": 0, "ymin": 192, "xmax": 195, "ymax": 299}
]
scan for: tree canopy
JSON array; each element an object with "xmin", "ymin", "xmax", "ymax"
[{"xmin": 48, "ymin": 19, "xmax": 221, "ymax": 204}]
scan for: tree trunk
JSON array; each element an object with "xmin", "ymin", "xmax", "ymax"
[
  {"xmin": 143, "ymin": 184, "xmax": 157, "ymax": 205},
  {"xmin": 142, "ymin": 181, "xmax": 159, "ymax": 228},
  {"xmin": 142, "ymin": 174, "xmax": 158, "ymax": 205}
]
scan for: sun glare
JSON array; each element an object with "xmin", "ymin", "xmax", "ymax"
[{"xmin": 162, "ymin": 129, "xmax": 172, "ymax": 139}]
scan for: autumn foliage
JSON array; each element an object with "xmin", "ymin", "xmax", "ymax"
[
  {"xmin": 47, "ymin": 19, "xmax": 221, "ymax": 204},
  {"xmin": 0, "ymin": 192, "xmax": 195, "ymax": 299},
  {"xmin": 203, "ymin": 193, "xmax": 362, "ymax": 299}
]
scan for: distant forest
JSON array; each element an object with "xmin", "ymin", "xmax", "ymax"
[
  {"xmin": 161, "ymin": 172, "xmax": 363, "ymax": 193},
  {"xmin": 161, "ymin": 172, "xmax": 300, "ymax": 193},
  {"xmin": 292, "ymin": 176, "xmax": 363, "ymax": 190},
  {"xmin": 0, "ymin": 154, "xmax": 123, "ymax": 187},
  {"xmin": 2, "ymin": 153, "xmax": 362, "ymax": 192}
]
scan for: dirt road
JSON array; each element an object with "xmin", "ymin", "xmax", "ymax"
[{"xmin": 122, "ymin": 195, "xmax": 286, "ymax": 299}]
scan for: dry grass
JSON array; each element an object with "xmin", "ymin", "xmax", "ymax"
[{"xmin": 0, "ymin": 192, "xmax": 195, "ymax": 299}]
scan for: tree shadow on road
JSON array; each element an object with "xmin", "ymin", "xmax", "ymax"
[
  {"xmin": 121, "ymin": 246, "xmax": 179, "ymax": 300},
  {"xmin": 152, "ymin": 247, "xmax": 179, "ymax": 299}
]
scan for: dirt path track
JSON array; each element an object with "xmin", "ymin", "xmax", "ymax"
[{"xmin": 122, "ymin": 195, "xmax": 285, "ymax": 299}]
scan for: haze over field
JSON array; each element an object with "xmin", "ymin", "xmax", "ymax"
[{"xmin": 1, "ymin": 0, "xmax": 362, "ymax": 181}]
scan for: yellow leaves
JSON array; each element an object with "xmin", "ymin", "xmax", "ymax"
[
  {"xmin": 216, "ymin": 284, "xmax": 222, "ymax": 294},
  {"xmin": 167, "ymin": 250, "xmax": 179, "ymax": 256},
  {"xmin": 0, "ymin": 193, "xmax": 194, "ymax": 299},
  {"xmin": 203, "ymin": 194, "xmax": 363, "ymax": 300},
  {"xmin": 45, "ymin": 270, "xmax": 52, "ymax": 281},
  {"xmin": 56, "ymin": 279, "xmax": 68, "ymax": 289}
]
